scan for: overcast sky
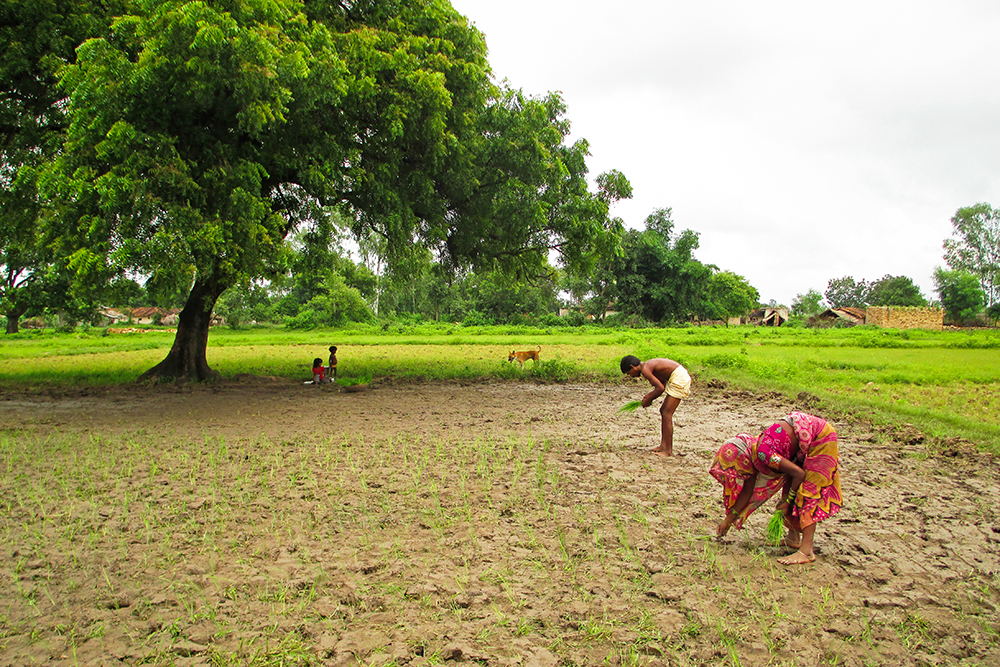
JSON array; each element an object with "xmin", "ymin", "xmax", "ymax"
[{"xmin": 448, "ymin": 0, "xmax": 1000, "ymax": 306}]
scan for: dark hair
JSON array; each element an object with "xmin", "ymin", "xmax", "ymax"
[
  {"xmin": 329, "ymin": 346, "xmax": 337, "ymax": 352},
  {"xmin": 620, "ymin": 355, "xmax": 641, "ymax": 374},
  {"xmin": 313, "ymin": 358, "xmax": 323, "ymax": 367}
]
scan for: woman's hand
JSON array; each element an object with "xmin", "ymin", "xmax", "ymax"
[
  {"xmin": 717, "ymin": 514, "xmax": 734, "ymax": 537},
  {"xmin": 777, "ymin": 500, "xmax": 795, "ymax": 520}
]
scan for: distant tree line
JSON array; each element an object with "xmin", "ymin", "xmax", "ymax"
[
  {"xmin": 786, "ymin": 202, "xmax": 999, "ymax": 326},
  {"xmin": 94, "ymin": 207, "xmax": 762, "ymax": 329}
]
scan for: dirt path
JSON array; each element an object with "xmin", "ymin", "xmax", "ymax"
[{"xmin": 0, "ymin": 378, "xmax": 997, "ymax": 666}]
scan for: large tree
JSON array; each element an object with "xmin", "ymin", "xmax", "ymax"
[
  {"xmin": 824, "ymin": 276, "xmax": 870, "ymax": 308},
  {"xmin": 703, "ymin": 270, "xmax": 759, "ymax": 321},
  {"xmin": 609, "ymin": 208, "xmax": 713, "ymax": 322},
  {"xmin": 1, "ymin": 0, "xmax": 124, "ymax": 332},
  {"xmin": 933, "ymin": 267, "xmax": 984, "ymax": 325},
  {"xmin": 45, "ymin": 0, "xmax": 627, "ymax": 380},
  {"xmin": 790, "ymin": 289, "xmax": 823, "ymax": 316},
  {"xmin": 944, "ymin": 203, "xmax": 1000, "ymax": 307},
  {"xmin": 866, "ymin": 274, "xmax": 927, "ymax": 307},
  {"xmin": 0, "ymin": 168, "xmax": 48, "ymax": 333}
]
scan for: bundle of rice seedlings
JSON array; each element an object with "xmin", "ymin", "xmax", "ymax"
[
  {"xmin": 766, "ymin": 509, "xmax": 785, "ymax": 547},
  {"xmin": 337, "ymin": 374, "xmax": 371, "ymax": 387},
  {"xmin": 619, "ymin": 400, "xmax": 643, "ymax": 413}
]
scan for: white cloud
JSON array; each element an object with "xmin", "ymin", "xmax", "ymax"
[{"xmin": 451, "ymin": 0, "xmax": 1000, "ymax": 304}]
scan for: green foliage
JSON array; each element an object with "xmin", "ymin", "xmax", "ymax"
[
  {"xmin": 32, "ymin": 0, "xmax": 628, "ymax": 378},
  {"xmin": 214, "ymin": 281, "xmax": 276, "ymax": 327},
  {"xmin": 336, "ymin": 374, "xmax": 371, "ymax": 387},
  {"xmin": 790, "ymin": 289, "xmax": 824, "ymax": 316},
  {"xmin": 438, "ymin": 88, "xmax": 629, "ymax": 279},
  {"xmin": 821, "ymin": 274, "xmax": 927, "ymax": 311},
  {"xmin": 867, "ymin": 275, "xmax": 927, "ymax": 307},
  {"xmin": 703, "ymin": 352, "xmax": 751, "ymax": 370},
  {"xmin": 0, "ymin": 0, "xmax": 126, "ymax": 333},
  {"xmin": 704, "ymin": 271, "xmax": 760, "ymax": 320},
  {"xmin": 462, "ymin": 310, "xmax": 492, "ymax": 327},
  {"xmin": 524, "ymin": 358, "xmax": 578, "ymax": 383},
  {"xmin": 619, "ymin": 400, "xmax": 643, "ymax": 413},
  {"xmin": 988, "ymin": 302, "xmax": 1000, "ymax": 323},
  {"xmin": 824, "ymin": 276, "xmax": 869, "ymax": 308},
  {"xmin": 606, "ymin": 208, "xmax": 714, "ymax": 322},
  {"xmin": 944, "ymin": 203, "xmax": 1000, "ymax": 306},
  {"xmin": 283, "ymin": 308, "xmax": 320, "ymax": 330},
  {"xmin": 466, "ymin": 271, "xmax": 560, "ymax": 324},
  {"xmin": 933, "ymin": 267, "xmax": 984, "ymax": 324},
  {"xmin": 305, "ymin": 274, "xmax": 374, "ymax": 326}
]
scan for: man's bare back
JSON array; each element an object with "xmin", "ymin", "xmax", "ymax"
[{"xmin": 621, "ymin": 356, "xmax": 688, "ymax": 456}]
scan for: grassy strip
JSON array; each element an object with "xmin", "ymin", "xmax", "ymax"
[
  {"xmin": 1, "ymin": 326, "xmax": 998, "ymax": 453},
  {"xmin": 3, "ymin": 322, "xmax": 999, "ymax": 357},
  {"xmin": 704, "ymin": 366, "xmax": 1000, "ymax": 455}
]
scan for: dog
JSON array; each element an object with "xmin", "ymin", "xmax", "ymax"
[{"xmin": 508, "ymin": 346, "xmax": 541, "ymax": 368}]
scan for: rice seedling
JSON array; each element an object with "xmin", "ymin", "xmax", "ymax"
[
  {"xmin": 766, "ymin": 509, "xmax": 785, "ymax": 547},
  {"xmin": 337, "ymin": 373, "xmax": 372, "ymax": 387},
  {"xmin": 619, "ymin": 400, "xmax": 643, "ymax": 413}
]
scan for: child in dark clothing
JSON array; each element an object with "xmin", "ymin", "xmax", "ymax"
[{"xmin": 328, "ymin": 346, "xmax": 338, "ymax": 379}]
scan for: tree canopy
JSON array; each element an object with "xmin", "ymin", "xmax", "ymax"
[
  {"xmin": 34, "ymin": 0, "xmax": 629, "ymax": 379},
  {"xmin": 1, "ymin": 0, "xmax": 126, "ymax": 332},
  {"xmin": 823, "ymin": 274, "xmax": 927, "ymax": 309},
  {"xmin": 603, "ymin": 208, "xmax": 716, "ymax": 323},
  {"xmin": 933, "ymin": 267, "xmax": 984, "ymax": 325},
  {"xmin": 866, "ymin": 274, "xmax": 927, "ymax": 307},
  {"xmin": 944, "ymin": 203, "xmax": 999, "ymax": 307},
  {"xmin": 704, "ymin": 271, "xmax": 759, "ymax": 320},
  {"xmin": 823, "ymin": 276, "xmax": 869, "ymax": 308},
  {"xmin": 791, "ymin": 289, "xmax": 823, "ymax": 316}
]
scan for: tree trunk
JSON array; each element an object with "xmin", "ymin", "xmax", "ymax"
[
  {"xmin": 137, "ymin": 276, "xmax": 227, "ymax": 382},
  {"xmin": 4, "ymin": 304, "xmax": 28, "ymax": 334}
]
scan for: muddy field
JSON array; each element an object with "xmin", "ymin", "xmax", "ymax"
[{"xmin": 0, "ymin": 377, "xmax": 998, "ymax": 666}]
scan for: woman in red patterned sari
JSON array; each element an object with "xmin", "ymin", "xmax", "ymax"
[{"xmin": 714, "ymin": 412, "xmax": 842, "ymax": 565}]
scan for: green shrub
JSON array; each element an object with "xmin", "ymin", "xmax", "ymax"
[
  {"xmin": 703, "ymin": 352, "xmax": 750, "ymax": 370},
  {"xmin": 525, "ymin": 358, "xmax": 577, "ymax": 382},
  {"xmin": 462, "ymin": 310, "xmax": 493, "ymax": 326},
  {"xmin": 284, "ymin": 309, "xmax": 319, "ymax": 330}
]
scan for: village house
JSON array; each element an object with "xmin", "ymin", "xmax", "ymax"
[{"xmin": 814, "ymin": 307, "xmax": 867, "ymax": 327}]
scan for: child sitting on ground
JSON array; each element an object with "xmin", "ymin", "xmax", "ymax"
[{"xmin": 311, "ymin": 358, "xmax": 326, "ymax": 385}]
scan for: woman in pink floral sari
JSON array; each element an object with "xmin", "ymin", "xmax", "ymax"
[{"xmin": 713, "ymin": 412, "xmax": 842, "ymax": 565}]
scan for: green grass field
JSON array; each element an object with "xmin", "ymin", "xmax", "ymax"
[{"xmin": 2, "ymin": 323, "xmax": 999, "ymax": 452}]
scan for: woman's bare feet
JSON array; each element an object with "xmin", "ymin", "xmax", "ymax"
[
  {"xmin": 777, "ymin": 550, "xmax": 816, "ymax": 565},
  {"xmin": 781, "ymin": 529, "xmax": 802, "ymax": 549}
]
